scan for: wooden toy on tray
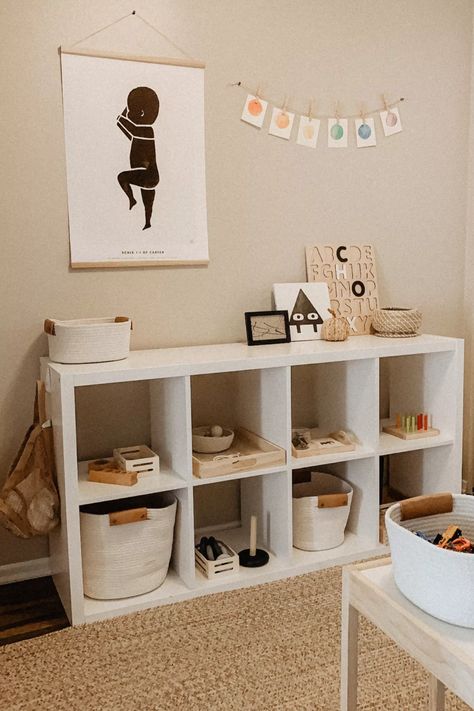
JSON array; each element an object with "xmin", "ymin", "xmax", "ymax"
[
  {"xmin": 383, "ymin": 412, "xmax": 439, "ymax": 440},
  {"xmin": 192, "ymin": 427, "xmax": 285, "ymax": 478},
  {"xmin": 291, "ymin": 428, "xmax": 357, "ymax": 458},
  {"xmin": 87, "ymin": 458, "xmax": 138, "ymax": 486},
  {"xmin": 87, "ymin": 444, "xmax": 160, "ymax": 486}
]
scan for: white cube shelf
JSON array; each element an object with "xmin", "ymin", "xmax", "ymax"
[{"xmin": 42, "ymin": 334, "xmax": 463, "ymax": 625}]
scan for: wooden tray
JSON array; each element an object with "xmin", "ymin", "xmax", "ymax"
[
  {"xmin": 192, "ymin": 427, "xmax": 286, "ymax": 479},
  {"xmin": 382, "ymin": 424, "xmax": 440, "ymax": 440},
  {"xmin": 292, "ymin": 428, "xmax": 356, "ymax": 459}
]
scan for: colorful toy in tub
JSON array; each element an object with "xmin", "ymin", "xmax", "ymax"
[{"xmin": 415, "ymin": 524, "xmax": 474, "ymax": 553}]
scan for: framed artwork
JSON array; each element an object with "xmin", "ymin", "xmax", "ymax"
[
  {"xmin": 305, "ymin": 244, "xmax": 379, "ymax": 335},
  {"xmin": 60, "ymin": 49, "xmax": 208, "ymax": 268},
  {"xmin": 245, "ymin": 310, "xmax": 291, "ymax": 346},
  {"xmin": 272, "ymin": 283, "xmax": 331, "ymax": 341}
]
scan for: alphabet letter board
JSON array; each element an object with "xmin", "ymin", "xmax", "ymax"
[{"xmin": 305, "ymin": 244, "xmax": 379, "ymax": 335}]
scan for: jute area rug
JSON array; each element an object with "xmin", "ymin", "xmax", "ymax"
[{"xmin": 1, "ymin": 565, "xmax": 470, "ymax": 711}]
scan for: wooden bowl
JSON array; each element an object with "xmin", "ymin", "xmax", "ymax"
[{"xmin": 192, "ymin": 427, "xmax": 235, "ymax": 453}]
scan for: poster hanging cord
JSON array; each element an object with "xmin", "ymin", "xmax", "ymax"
[{"xmin": 70, "ymin": 10, "xmax": 194, "ymax": 59}]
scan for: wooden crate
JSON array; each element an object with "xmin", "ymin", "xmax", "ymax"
[
  {"xmin": 192, "ymin": 427, "xmax": 286, "ymax": 479},
  {"xmin": 195, "ymin": 541, "xmax": 239, "ymax": 579},
  {"xmin": 113, "ymin": 445, "xmax": 160, "ymax": 474}
]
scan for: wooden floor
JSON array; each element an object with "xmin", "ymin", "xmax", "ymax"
[{"xmin": 0, "ymin": 577, "xmax": 69, "ymax": 646}]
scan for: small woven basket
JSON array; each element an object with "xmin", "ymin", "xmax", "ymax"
[{"xmin": 372, "ymin": 307, "xmax": 422, "ymax": 337}]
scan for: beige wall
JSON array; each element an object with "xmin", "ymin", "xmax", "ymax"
[
  {"xmin": 464, "ymin": 5, "xmax": 474, "ymax": 493},
  {"xmin": 0, "ymin": 0, "xmax": 472, "ymax": 566}
]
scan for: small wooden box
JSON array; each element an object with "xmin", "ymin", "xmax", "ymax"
[
  {"xmin": 292, "ymin": 429, "xmax": 356, "ymax": 459},
  {"xmin": 113, "ymin": 445, "xmax": 160, "ymax": 474},
  {"xmin": 192, "ymin": 427, "xmax": 286, "ymax": 479},
  {"xmin": 195, "ymin": 541, "xmax": 239, "ymax": 579}
]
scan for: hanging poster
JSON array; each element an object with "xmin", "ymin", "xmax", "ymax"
[
  {"xmin": 355, "ymin": 117, "xmax": 376, "ymax": 148},
  {"xmin": 296, "ymin": 116, "xmax": 320, "ymax": 148},
  {"xmin": 241, "ymin": 94, "xmax": 268, "ymax": 128},
  {"xmin": 61, "ymin": 50, "xmax": 208, "ymax": 268},
  {"xmin": 268, "ymin": 108, "xmax": 295, "ymax": 140},
  {"xmin": 380, "ymin": 107, "xmax": 403, "ymax": 136},
  {"xmin": 273, "ymin": 282, "xmax": 331, "ymax": 341},
  {"xmin": 327, "ymin": 118, "xmax": 348, "ymax": 148},
  {"xmin": 305, "ymin": 244, "xmax": 379, "ymax": 335}
]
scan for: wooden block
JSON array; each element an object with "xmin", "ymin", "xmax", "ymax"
[
  {"xmin": 108, "ymin": 508, "xmax": 147, "ymax": 526},
  {"xmin": 87, "ymin": 459, "xmax": 138, "ymax": 486},
  {"xmin": 382, "ymin": 424, "xmax": 440, "ymax": 440}
]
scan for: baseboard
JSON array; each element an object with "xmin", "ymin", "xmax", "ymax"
[{"xmin": 0, "ymin": 557, "xmax": 52, "ymax": 585}]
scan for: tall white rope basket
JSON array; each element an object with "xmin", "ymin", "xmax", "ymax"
[{"xmin": 81, "ymin": 493, "xmax": 177, "ymax": 600}]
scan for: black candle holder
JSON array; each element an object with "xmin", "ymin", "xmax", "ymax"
[{"xmin": 238, "ymin": 548, "xmax": 269, "ymax": 567}]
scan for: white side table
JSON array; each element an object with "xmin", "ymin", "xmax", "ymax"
[{"xmin": 341, "ymin": 558, "xmax": 474, "ymax": 711}]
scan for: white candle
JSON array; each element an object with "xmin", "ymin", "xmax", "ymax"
[{"xmin": 250, "ymin": 515, "xmax": 257, "ymax": 557}]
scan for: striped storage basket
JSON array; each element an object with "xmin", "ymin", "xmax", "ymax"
[
  {"xmin": 80, "ymin": 493, "xmax": 176, "ymax": 600},
  {"xmin": 386, "ymin": 493, "xmax": 474, "ymax": 627}
]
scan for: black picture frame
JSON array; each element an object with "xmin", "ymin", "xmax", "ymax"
[{"xmin": 245, "ymin": 310, "xmax": 291, "ymax": 346}]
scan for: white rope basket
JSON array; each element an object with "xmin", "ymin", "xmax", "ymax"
[
  {"xmin": 81, "ymin": 493, "xmax": 177, "ymax": 600},
  {"xmin": 386, "ymin": 493, "xmax": 474, "ymax": 627},
  {"xmin": 372, "ymin": 308, "xmax": 422, "ymax": 337},
  {"xmin": 44, "ymin": 316, "xmax": 132, "ymax": 364},
  {"xmin": 292, "ymin": 472, "xmax": 353, "ymax": 551}
]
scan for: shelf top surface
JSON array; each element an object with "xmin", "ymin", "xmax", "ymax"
[{"xmin": 43, "ymin": 333, "xmax": 462, "ymax": 385}]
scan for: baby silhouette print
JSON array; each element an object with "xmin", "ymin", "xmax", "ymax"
[{"xmin": 117, "ymin": 87, "xmax": 160, "ymax": 230}]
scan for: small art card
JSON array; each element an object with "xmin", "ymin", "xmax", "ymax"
[
  {"xmin": 379, "ymin": 107, "xmax": 402, "ymax": 136},
  {"xmin": 268, "ymin": 108, "xmax": 295, "ymax": 140},
  {"xmin": 241, "ymin": 94, "xmax": 268, "ymax": 128},
  {"xmin": 296, "ymin": 116, "xmax": 320, "ymax": 148},
  {"xmin": 355, "ymin": 118, "xmax": 376, "ymax": 148},
  {"xmin": 273, "ymin": 282, "xmax": 331, "ymax": 341},
  {"xmin": 327, "ymin": 118, "xmax": 348, "ymax": 148}
]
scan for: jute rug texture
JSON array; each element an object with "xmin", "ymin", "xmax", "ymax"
[{"xmin": 0, "ymin": 565, "xmax": 470, "ymax": 710}]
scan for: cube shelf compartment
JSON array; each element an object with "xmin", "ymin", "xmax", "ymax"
[{"xmin": 42, "ymin": 334, "xmax": 463, "ymax": 625}]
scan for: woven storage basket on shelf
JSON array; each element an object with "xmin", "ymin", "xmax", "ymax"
[
  {"xmin": 292, "ymin": 472, "xmax": 353, "ymax": 551},
  {"xmin": 386, "ymin": 493, "xmax": 474, "ymax": 627},
  {"xmin": 44, "ymin": 316, "xmax": 132, "ymax": 364},
  {"xmin": 80, "ymin": 493, "xmax": 176, "ymax": 600},
  {"xmin": 372, "ymin": 307, "xmax": 422, "ymax": 337}
]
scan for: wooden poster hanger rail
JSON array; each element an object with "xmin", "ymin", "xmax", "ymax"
[{"xmin": 60, "ymin": 10, "xmax": 205, "ymax": 69}]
